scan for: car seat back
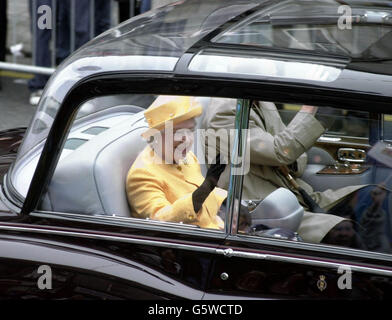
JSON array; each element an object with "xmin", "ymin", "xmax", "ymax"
[{"xmin": 42, "ymin": 111, "xmax": 148, "ymax": 217}]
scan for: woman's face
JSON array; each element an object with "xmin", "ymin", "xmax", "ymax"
[{"xmin": 154, "ymin": 118, "xmax": 196, "ymax": 163}]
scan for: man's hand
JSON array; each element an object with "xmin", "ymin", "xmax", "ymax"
[
  {"xmin": 300, "ymin": 105, "xmax": 318, "ymax": 115},
  {"xmin": 301, "ymin": 105, "xmax": 337, "ymax": 129}
]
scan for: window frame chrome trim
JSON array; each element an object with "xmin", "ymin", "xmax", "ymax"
[
  {"xmin": 216, "ymin": 246, "xmax": 392, "ymax": 277},
  {"xmin": 226, "ymin": 99, "xmax": 250, "ymax": 235},
  {"xmin": 29, "ymin": 210, "xmax": 392, "ymax": 265},
  {"xmin": 228, "ymin": 233, "xmax": 392, "ymax": 262},
  {"xmin": 30, "ymin": 210, "xmax": 227, "ymax": 240},
  {"xmin": 0, "ymin": 223, "xmax": 222, "ymax": 255}
]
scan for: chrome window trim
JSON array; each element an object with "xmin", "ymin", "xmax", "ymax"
[
  {"xmin": 30, "ymin": 210, "xmax": 227, "ymax": 241},
  {"xmin": 0, "ymin": 223, "xmax": 221, "ymax": 255},
  {"xmin": 0, "ymin": 223, "xmax": 392, "ymax": 277},
  {"xmin": 228, "ymin": 234, "xmax": 392, "ymax": 262},
  {"xmin": 226, "ymin": 99, "xmax": 250, "ymax": 235},
  {"xmin": 216, "ymin": 246, "xmax": 392, "ymax": 278},
  {"xmin": 30, "ymin": 210, "xmax": 392, "ymax": 264}
]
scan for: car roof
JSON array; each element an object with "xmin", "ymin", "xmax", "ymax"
[
  {"xmin": 15, "ymin": 0, "xmax": 392, "ymax": 161},
  {"xmin": 57, "ymin": 0, "xmax": 392, "ymax": 96}
]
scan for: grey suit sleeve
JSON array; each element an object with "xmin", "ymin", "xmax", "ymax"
[
  {"xmin": 201, "ymin": 99, "xmax": 234, "ymax": 163},
  {"xmin": 202, "ymin": 98, "xmax": 325, "ymax": 168},
  {"xmin": 248, "ymin": 107, "xmax": 325, "ymax": 166}
]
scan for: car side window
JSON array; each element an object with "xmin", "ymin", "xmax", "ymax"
[
  {"xmin": 278, "ymin": 104, "xmax": 370, "ymax": 138},
  {"xmin": 39, "ymin": 94, "xmax": 153, "ymax": 216},
  {"xmin": 234, "ymin": 100, "xmax": 392, "ymax": 256},
  {"xmin": 38, "ymin": 94, "xmax": 235, "ymax": 233}
]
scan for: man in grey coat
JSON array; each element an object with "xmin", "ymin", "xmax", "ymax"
[{"xmin": 200, "ymin": 98, "xmax": 365, "ymax": 244}]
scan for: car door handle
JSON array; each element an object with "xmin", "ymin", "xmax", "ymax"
[
  {"xmin": 216, "ymin": 248, "xmax": 267, "ymax": 259},
  {"xmin": 337, "ymin": 148, "xmax": 366, "ymax": 163}
]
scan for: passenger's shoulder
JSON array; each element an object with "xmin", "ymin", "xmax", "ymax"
[
  {"xmin": 201, "ymin": 98, "xmax": 237, "ymax": 129},
  {"xmin": 209, "ymin": 97, "xmax": 237, "ymax": 113}
]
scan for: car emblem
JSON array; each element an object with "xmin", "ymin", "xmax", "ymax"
[{"xmin": 317, "ymin": 275, "xmax": 327, "ymax": 292}]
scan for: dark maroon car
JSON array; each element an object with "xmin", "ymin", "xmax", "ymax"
[{"xmin": 1, "ymin": 0, "xmax": 392, "ymax": 300}]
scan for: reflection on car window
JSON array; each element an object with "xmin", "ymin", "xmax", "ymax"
[{"xmin": 278, "ymin": 104, "xmax": 370, "ymax": 138}]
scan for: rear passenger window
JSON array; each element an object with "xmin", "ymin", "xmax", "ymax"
[
  {"xmin": 39, "ymin": 94, "xmax": 234, "ymax": 233},
  {"xmin": 39, "ymin": 94, "xmax": 155, "ymax": 217}
]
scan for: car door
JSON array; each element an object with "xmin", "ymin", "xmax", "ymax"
[
  {"xmin": 0, "ymin": 92, "xmax": 231, "ymax": 300},
  {"xmin": 203, "ymin": 99, "xmax": 392, "ymax": 300},
  {"xmin": 0, "ymin": 221, "xmax": 224, "ymax": 299},
  {"xmin": 204, "ymin": 236, "xmax": 392, "ymax": 299}
]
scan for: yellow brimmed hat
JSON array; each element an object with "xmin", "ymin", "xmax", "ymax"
[{"xmin": 142, "ymin": 96, "xmax": 202, "ymax": 139}]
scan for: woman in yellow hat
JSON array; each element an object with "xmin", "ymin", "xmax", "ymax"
[{"xmin": 126, "ymin": 96, "xmax": 227, "ymax": 230}]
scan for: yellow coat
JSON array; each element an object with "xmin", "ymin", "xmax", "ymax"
[{"xmin": 126, "ymin": 145, "xmax": 227, "ymax": 229}]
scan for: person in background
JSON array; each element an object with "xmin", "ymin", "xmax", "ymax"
[
  {"xmin": 116, "ymin": 0, "xmax": 151, "ymax": 23},
  {"xmin": 0, "ymin": 0, "xmax": 7, "ymax": 90},
  {"xmin": 28, "ymin": 0, "xmax": 52, "ymax": 105},
  {"xmin": 29, "ymin": 0, "xmax": 112, "ymax": 106},
  {"xmin": 56, "ymin": 0, "xmax": 111, "ymax": 64}
]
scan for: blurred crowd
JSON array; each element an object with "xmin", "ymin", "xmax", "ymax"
[
  {"xmin": 0, "ymin": 0, "xmax": 7, "ymax": 90},
  {"xmin": 0, "ymin": 0, "xmax": 152, "ymax": 102}
]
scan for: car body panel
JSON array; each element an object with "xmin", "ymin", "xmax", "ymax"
[
  {"xmin": 1, "ymin": 0, "xmax": 392, "ymax": 299},
  {"xmin": 0, "ymin": 218, "xmax": 226, "ymax": 299}
]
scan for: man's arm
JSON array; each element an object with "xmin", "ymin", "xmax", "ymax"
[
  {"xmin": 248, "ymin": 103, "xmax": 325, "ymax": 166},
  {"xmin": 202, "ymin": 98, "xmax": 325, "ymax": 168}
]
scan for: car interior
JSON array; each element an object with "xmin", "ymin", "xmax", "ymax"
[
  {"xmin": 40, "ymin": 96, "xmax": 211, "ymax": 218},
  {"xmin": 25, "ymin": 94, "xmax": 391, "ymax": 250}
]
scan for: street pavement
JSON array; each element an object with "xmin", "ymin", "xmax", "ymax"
[
  {"xmin": 0, "ymin": 0, "xmax": 179, "ymax": 133},
  {"xmin": 0, "ymin": 71, "xmax": 36, "ymax": 132},
  {"xmin": 1, "ymin": 1, "xmax": 37, "ymax": 132}
]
